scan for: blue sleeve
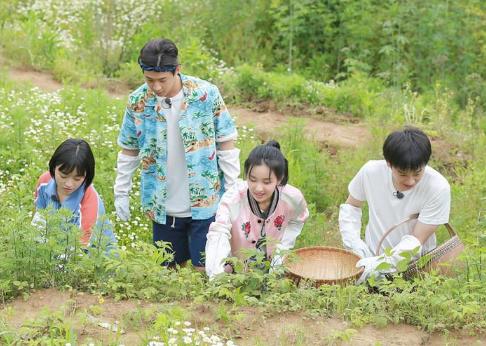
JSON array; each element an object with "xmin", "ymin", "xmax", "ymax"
[
  {"xmin": 117, "ymin": 107, "xmax": 140, "ymax": 150},
  {"xmin": 211, "ymin": 86, "xmax": 236, "ymax": 140}
]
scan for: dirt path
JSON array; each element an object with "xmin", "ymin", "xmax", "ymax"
[
  {"xmin": 1, "ymin": 288, "xmax": 483, "ymax": 345},
  {"xmin": 7, "ymin": 66, "xmax": 371, "ymax": 150}
]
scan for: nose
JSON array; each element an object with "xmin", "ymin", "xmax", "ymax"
[
  {"xmin": 405, "ymin": 176, "xmax": 415, "ymax": 186},
  {"xmin": 152, "ymin": 81, "xmax": 162, "ymax": 92},
  {"xmin": 254, "ymin": 183, "xmax": 264, "ymax": 193}
]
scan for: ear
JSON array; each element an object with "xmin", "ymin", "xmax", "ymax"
[
  {"xmin": 386, "ymin": 161, "xmax": 392, "ymax": 168},
  {"xmin": 175, "ymin": 65, "xmax": 181, "ymax": 74}
]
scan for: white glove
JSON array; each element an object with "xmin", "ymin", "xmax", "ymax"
[
  {"xmin": 217, "ymin": 148, "xmax": 240, "ymax": 192},
  {"xmin": 32, "ymin": 211, "xmax": 46, "ymax": 229},
  {"xmin": 114, "ymin": 152, "xmax": 140, "ymax": 221},
  {"xmin": 205, "ymin": 221, "xmax": 232, "ymax": 279},
  {"xmin": 356, "ymin": 234, "xmax": 422, "ymax": 284},
  {"xmin": 32, "ymin": 211, "xmax": 47, "ymax": 243},
  {"xmin": 339, "ymin": 204, "xmax": 373, "ymax": 258},
  {"xmin": 270, "ymin": 219, "xmax": 305, "ymax": 269}
]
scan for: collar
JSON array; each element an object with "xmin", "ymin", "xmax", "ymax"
[
  {"xmin": 45, "ymin": 177, "xmax": 86, "ymax": 204},
  {"xmin": 45, "ymin": 178, "xmax": 59, "ymax": 201}
]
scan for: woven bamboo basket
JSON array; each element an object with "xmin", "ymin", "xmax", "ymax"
[{"xmin": 284, "ymin": 246, "xmax": 363, "ymax": 286}]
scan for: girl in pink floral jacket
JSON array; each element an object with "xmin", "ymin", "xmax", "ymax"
[{"xmin": 205, "ymin": 141, "xmax": 309, "ymax": 278}]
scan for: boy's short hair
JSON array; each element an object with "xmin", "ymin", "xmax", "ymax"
[
  {"xmin": 138, "ymin": 38, "xmax": 179, "ymax": 74},
  {"xmin": 383, "ymin": 126, "xmax": 431, "ymax": 170},
  {"xmin": 49, "ymin": 138, "xmax": 95, "ymax": 190}
]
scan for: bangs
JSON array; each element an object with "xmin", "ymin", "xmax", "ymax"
[
  {"xmin": 398, "ymin": 150, "xmax": 427, "ymax": 171},
  {"xmin": 58, "ymin": 161, "xmax": 86, "ymax": 177}
]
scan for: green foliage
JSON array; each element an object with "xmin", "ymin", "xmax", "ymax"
[{"xmin": 1, "ymin": 3, "xmax": 486, "ymax": 340}]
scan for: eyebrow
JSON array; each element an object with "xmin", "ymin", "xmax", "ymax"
[{"xmin": 249, "ymin": 174, "xmax": 271, "ymax": 181}]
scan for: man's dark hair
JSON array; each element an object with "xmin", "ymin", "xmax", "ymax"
[
  {"xmin": 49, "ymin": 138, "xmax": 95, "ymax": 190},
  {"xmin": 383, "ymin": 126, "xmax": 431, "ymax": 170},
  {"xmin": 139, "ymin": 38, "xmax": 179, "ymax": 74},
  {"xmin": 244, "ymin": 140, "xmax": 289, "ymax": 186}
]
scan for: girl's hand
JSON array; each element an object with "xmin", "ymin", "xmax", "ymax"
[{"xmin": 224, "ymin": 263, "xmax": 234, "ymax": 273}]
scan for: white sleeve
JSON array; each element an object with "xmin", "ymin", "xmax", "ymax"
[
  {"xmin": 348, "ymin": 163, "xmax": 368, "ymax": 202},
  {"xmin": 271, "ymin": 219, "xmax": 305, "ymax": 267},
  {"xmin": 205, "ymin": 222, "xmax": 232, "ymax": 278},
  {"xmin": 271, "ymin": 191, "xmax": 309, "ymax": 267},
  {"xmin": 418, "ymin": 183, "xmax": 451, "ymax": 225},
  {"xmin": 216, "ymin": 148, "xmax": 240, "ymax": 191},
  {"xmin": 205, "ymin": 190, "xmax": 235, "ymax": 278}
]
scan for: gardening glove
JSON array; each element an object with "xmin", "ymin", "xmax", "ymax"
[
  {"xmin": 356, "ymin": 234, "xmax": 422, "ymax": 285},
  {"xmin": 31, "ymin": 211, "xmax": 47, "ymax": 243},
  {"xmin": 114, "ymin": 152, "xmax": 140, "ymax": 221},
  {"xmin": 339, "ymin": 204, "xmax": 373, "ymax": 258},
  {"xmin": 205, "ymin": 221, "xmax": 232, "ymax": 279},
  {"xmin": 270, "ymin": 219, "xmax": 305, "ymax": 269},
  {"xmin": 216, "ymin": 148, "xmax": 240, "ymax": 192},
  {"xmin": 31, "ymin": 211, "xmax": 46, "ymax": 229}
]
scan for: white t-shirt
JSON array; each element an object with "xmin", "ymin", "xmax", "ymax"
[
  {"xmin": 158, "ymin": 90, "xmax": 192, "ymax": 217},
  {"xmin": 348, "ymin": 160, "xmax": 450, "ymax": 255}
]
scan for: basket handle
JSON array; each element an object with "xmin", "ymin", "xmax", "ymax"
[{"xmin": 374, "ymin": 213, "xmax": 458, "ymax": 256}]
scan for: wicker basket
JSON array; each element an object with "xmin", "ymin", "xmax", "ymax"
[{"xmin": 284, "ymin": 246, "xmax": 363, "ymax": 286}]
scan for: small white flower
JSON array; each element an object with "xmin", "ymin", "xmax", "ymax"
[{"xmin": 147, "ymin": 342, "xmax": 164, "ymax": 346}]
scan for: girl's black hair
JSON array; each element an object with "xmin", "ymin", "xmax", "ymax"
[
  {"xmin": 244, "ymin": 140, "xmax": 288, "ymax": 185},
  {"xmin": 49, "ymin": 139, "xmax": 95, "ymax": 190},
  {"xmin": 139, "ymin": 38, "xmax": 179, "ymax": 74},
  {"xmin": 383, "ymin": 126, "xmax": 431, "ymax": 171}
]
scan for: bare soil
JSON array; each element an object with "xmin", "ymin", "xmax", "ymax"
[{"xmin": 1, "ymin": 288, "xmax": 484, "ymax": 345}]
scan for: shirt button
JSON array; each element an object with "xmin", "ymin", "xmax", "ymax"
[
  {"xmin": 257, "ymin": 220, "xmax": 262, "ymax": 223},
  {"xmin": 252, "ymin": 240, "xmax": 256, "ymax": 244}
]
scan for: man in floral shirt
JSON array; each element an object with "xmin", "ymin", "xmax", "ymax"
[{"xmin": 114, "ymin": 38, "xmax": 240, "ymax": 270}]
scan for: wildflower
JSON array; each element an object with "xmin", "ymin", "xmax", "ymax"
[{"xmin": 148, "ymin": 342, "xmax": 164, "ymax": 346}]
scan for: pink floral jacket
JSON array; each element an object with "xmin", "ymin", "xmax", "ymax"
[{"xmin": 205, "ymin": 180, "xmax": 309, "ymax": 277}]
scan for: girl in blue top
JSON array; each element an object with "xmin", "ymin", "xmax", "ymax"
[{"xmin": 33, "ymin": 139, "xmax": 117, "ymax": 250}]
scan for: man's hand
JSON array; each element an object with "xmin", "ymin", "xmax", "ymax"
[{"xmin": 114, "ymin": 195, "xmax": 131, "ymax": 221}]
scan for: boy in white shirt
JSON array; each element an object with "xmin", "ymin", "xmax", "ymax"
[{"xmin": 338, "ymin": 126, "xmax": 451, "ymax": 284}]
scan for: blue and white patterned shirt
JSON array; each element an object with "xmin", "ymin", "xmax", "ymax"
[{"xmin": 117, "ymin": 74, "xmax": 237, "ymax": 224}]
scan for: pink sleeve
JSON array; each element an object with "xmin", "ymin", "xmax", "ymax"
[{"xmin": 79, "ymin": 186, "xmax": 99, "ymax": 246}]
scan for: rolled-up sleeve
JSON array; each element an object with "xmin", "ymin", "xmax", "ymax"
[
  {"xmin": 117, "ymin": 107, "xmax": 139, "ymax": 150},
  {"xmin": 211, "ymin": 86, "xmax": 237, "ymax": 141}
]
